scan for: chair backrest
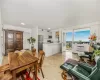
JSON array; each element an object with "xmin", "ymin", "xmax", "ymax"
[
  {"xmin": 92, "ymin": 44, "xmax": 100, "ymax": 50},
  {"xmin": 89, "ymin": 58, "xmax": 100, "ymax": 80},
  {"xmin": 32, "ymin": 48, "xmax": 36, "ymax": 57},
  {"xmin": 38, "ymin": 50, "xmax": 45, "ymax": 67},
  {"xmin": 96, "ymin": 58, "xmax": 100, "ymax": 68}
]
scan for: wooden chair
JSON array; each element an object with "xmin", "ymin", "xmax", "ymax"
[
  {"xmin": 38, "ymin": 50, "xmax": 45, "ymax": 78},
  {"xmin": 31, "ymin": 50, "xmax": 45, "ymax": 79},
  {"xmin": 0, "ymin": 64, "xmax": 12, "ymax": 80},
  {"xmin": 32, "ymin": 48, "xmax": 36, "ymax": 57}
]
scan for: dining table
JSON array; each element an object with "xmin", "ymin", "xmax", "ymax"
[{"xmin": 8, "ymin": 52, "xmax": 38, "ymax": 80}]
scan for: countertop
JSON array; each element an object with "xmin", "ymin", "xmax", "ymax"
[{"xmin": 43, "ymin": 43, "xmax": 61, "ymax": 45}]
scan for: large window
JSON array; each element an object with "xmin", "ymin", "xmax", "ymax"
[
  {"xmin": 66, "ymin": 28, "xmax": 90, "ymax": 49},
  {"xmin": 74, "ymin": 29, "xmax": 90, "ymax": 43},
  {"xmin": 66, "ymin": 32, "xmax": 73, "ymax": 41}
]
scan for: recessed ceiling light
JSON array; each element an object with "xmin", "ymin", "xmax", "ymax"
[
  {"xmin": 48, "ymin": 28, "xmax": 50, "ymax": 29},
  {"xmin": 21, "ymin": 23, "xmax": 25, "ymax": 25}
]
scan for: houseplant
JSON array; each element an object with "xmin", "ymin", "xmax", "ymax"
[
  {"xmin": 93, "ymin": 49, "xmax": 100, "ymax": 62},
  {"xmin": 27, "ymin": 37, "xmax": 36, "ymax": 50}
]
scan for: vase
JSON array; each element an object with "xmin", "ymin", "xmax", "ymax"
[{"xmin": 31, "ymin": 44, "xmax": 34, "ymax": 51}]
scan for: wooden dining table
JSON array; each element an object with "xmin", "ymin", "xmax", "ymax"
[{"xmin": 8, "ymin": 52, "xmax": 38, "ymax": 80}]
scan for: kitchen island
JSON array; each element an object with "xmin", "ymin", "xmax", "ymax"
[{"xmin": 43, "ymin": 43, "xmax": 61, "ymax": 57}]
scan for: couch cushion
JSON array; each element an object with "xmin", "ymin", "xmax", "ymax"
[{"xmin": 72, "ymin": 65, "xmax": 90, "ymax": 76}]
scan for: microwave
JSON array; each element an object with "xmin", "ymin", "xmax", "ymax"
[{"xmin": 48, "ymin": 36, "xmax": 52, "ymax": 38}]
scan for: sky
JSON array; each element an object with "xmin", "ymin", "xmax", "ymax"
[{"xmin": 66, "ymin": 30, "xmax": 90, "ymax": 42}]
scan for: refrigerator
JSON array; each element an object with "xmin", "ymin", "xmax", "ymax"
[{"xmin": 38, "ymin": 35, "xmax": 43, "ymax": 51}]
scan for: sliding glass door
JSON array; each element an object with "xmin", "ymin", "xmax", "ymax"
[{"xmin": 66, "ymin": 31, "xmax": 73, "ymax": 50}]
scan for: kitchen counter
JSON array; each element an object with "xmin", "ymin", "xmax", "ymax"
[
  {"xmin": 43, "ymin": 43, "xmax": 61, "ymax": 45},
  {"xmin": 43, "ymin": 43, "xmax": 61, "ymax": 57}
]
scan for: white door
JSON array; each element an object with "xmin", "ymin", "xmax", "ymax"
[{"xmin": 62, "ymin": 31, "xmax": 66, "ymax": 52}]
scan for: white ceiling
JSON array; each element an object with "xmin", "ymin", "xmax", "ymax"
[{"xmin": 1, "ymin": 0, "xmax": 100, "ymax": 29}]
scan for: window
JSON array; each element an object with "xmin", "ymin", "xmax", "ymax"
[
  {"xmin": 65, "ymin": 28, "xmax": 90, "ymax": 49},
  {"xmin": 66, "ymin": 32, "xmax": 73, "ymax": 49},
  {"xmin": 66, "ymin": 32, "xmax": 73, "ymax": 41},
  {"xmin": 74, "ymin": 28, "xmax": 90, "ymax": 43}
]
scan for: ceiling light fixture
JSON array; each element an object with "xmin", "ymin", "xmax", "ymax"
[
  {"xmin": 21, "ymin": 23, "xmax": 25, "ymax": 25},
  {"xmin": 48, "ymin": 28, "xmax": 50, "ymax": 29}
]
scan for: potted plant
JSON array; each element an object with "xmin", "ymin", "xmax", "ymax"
[
  {"xmin": 93, "ymin": 49, "xmax": 100, "ymax": 62},
  {"xmin": 27, "ymin": 37, "xmax": 36, "ymax": 50},
  {"xmin": 89, "ymin": 33, "xmax": 97, "ymax": 44}
]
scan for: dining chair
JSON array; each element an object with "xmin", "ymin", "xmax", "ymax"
[
  {"xmin": 32, "ymin": 48, "xmax": 36, "ymax": 57},
  {"xmin": 31, "ymin": 50, "xmax": 45, "ymax": 79},
  {"xmin": 38, "ymin": 50, "xmax": 45, "ymax": 78}
]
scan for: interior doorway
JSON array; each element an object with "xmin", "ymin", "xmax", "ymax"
[{"xmin": 62, "ymin": 30, "xmax": 73, "ymax": 52}]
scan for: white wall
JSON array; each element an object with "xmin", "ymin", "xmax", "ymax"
[
  {"xmin": 0, "ymin": 8, "xmax": 3, "ymax": 64},
  {"xmin": 31, "ymin": 27, "xmax": 38, "ymax": 52},
  {"xmin": 3, "ymin": 24, "xmax": 31, "ymax": 33},
  {"xmin": 0, "ymin": 25, "xmax": 3, "ymax": 64},
  {"xmin": 38, "ymin": 29, "xmax": 52, "ymax": 42},
  {"xmin": 23, "ymin": 32, "xmax": 31, "ymax": 49}
]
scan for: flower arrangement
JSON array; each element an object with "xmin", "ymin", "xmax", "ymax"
[{"xmin": 88, "ymin": 33, "xmax": 97, "ymax": 41}]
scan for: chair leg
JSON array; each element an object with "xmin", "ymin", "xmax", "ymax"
[
  {"xmin": 32, "ymin": 72, "xmax": 35, "ymax": 80},
  {"xmin": 40, "ymin": 68, "xmax": 44, "ymax": 78},
  {"xmin": 32, "ymin": 72, "xmax": 40, "ymax": 80},
  {"xmin": 38, "ymin": 69, "xmax": 40, "ymax": 73},
  {"xmin": 20, "ymin": 72, "xmax": 25, "ymax": 80}
]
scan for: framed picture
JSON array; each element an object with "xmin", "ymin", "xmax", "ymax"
[{"xmin": 56, "ymin": 31, "xmax": 59, "ymax": 37}]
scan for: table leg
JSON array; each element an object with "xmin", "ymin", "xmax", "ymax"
[
  {"xmin": 61, "ymin": 70, "xmax": 67, "ymax": 80},
  {"xmin": 12, "ymin": 71, "xmax": 17, "ymax": 80},
  {"xmin": 34, "ymin": 61, "xmax": 38, "ymax": 80},
  {"xmin": 20, "ymin": 72, "xmax": 25, "ymax": 80}
]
